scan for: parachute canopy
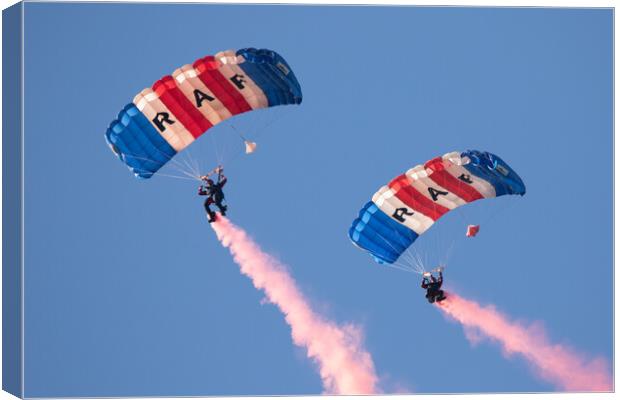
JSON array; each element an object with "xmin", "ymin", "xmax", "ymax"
[
  {"xmin": 348, "ymin": 150, "xmax": 525, "ymax": 264},
  {"xmin": 105, "ymin": 48, "xmax": 302, "ymax": 178},
  {"xmin": 466, "ymin": 224, "xmax": 480, "ymax": 237},
  {"xmin": 244, "ymin": 140, "xmax": 257, "ymax": 154}
]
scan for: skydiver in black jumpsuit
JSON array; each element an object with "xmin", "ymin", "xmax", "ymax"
[
  {"xmin": 198, "ymin": 167, "xmax": 228, "ymax": 223},
  {"xmin": 421, "ymin": 271, "xmax": 446, "ymax": 303}
]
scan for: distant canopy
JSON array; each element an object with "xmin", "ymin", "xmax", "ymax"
[
  {"xmin": 105, "ymin": 48, "xmax": 303, "ymax": 179},
  {"xmin": 348, "ymin": 150, "xmax": 526, "ymax": 264}
]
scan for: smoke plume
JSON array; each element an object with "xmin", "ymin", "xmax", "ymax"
[
  {"xmin": 211, "ymin": 216, "xmax": 379, "ymax": 394},
  {"xmin": 437, "ymin": 292, "xmax": 612, "ymax": 392}
]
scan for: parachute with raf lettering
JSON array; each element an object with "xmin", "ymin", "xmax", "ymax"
[
  {"xmin": 348, "ymin": 150, "xmax": 526, "ymax": 264},
  {"xmin": 105, "ymin": 48, "xmax": 302, "ymax": 179}
]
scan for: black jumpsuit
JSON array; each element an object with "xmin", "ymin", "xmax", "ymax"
[
  {"xmin": 198, "ymin": 174, "xmax": 227, "ymax": 221},
  {"xmin": 421, "ymin": 272, "xmax": 445, "ymax": 303}
]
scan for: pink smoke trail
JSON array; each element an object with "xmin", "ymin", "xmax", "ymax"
[
  {"xmin": 437, "ymin": 292, "xmax": 612, "ymax": 392},
  {"xmin": 211, "ymin": 216, "xmax": 379, "ymax": 394}
]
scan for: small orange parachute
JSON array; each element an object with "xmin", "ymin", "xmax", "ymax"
[
  {"xmin": 244, "ymin": 140, "xmax": 257, "ymax": 154},
  {"xmin": 466, "ymin": 225, "xmax": 480, "ymax": 237}
]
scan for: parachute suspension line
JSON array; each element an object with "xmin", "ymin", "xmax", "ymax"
[
  {"xmin": 144, "ymin": 143, "xmax": 198, "ymax": 177},
  {"xmin": 149, "ymin": 172, "xmax": 201, "ymax": 181},
  {"xmin": 242, "ymin": 107, "xmax": 285, "ymax": 141},
  {"xmin": 237, "ymin": 108, "xmax": 287, "ymax": 148},
  {"xmin": 218, "ymin": 125, "xmax": 249, "ymax": 168},
  {"xmin": 418, "ymin": 245, "xmax": 435, "ymax": 275},
  {"xmin": 385, "ymin": 258, "xmax": 420, "ymax": 273},
  {"xmin": 126, "ymin": 146, "xmax": 197, "ymax": 179},
  {"xmin": 384, "ymin": 263, "xmax": 419, "ymax": 274},
  {"xmin": 434, "ymin": 232, "xmax": 445, "ymax": 267},
  {"xmin": 441, "ymin": 240, "xmax": 456, "ymax": 267},
  {"xmin": 194, "ymin": 151, "xmax": 204, "ymax": 178},
  {"xmin": 228, "ymin": 122, "xmax": 246, "ymax": 142},
  {"xmin": 160, "ymin": 151, "xmax": 201, "ymax": 181},
  {"xmin": 255, "ymin": 109, "xmax": 286, "ymax": 138},
  {"xmin": 115, "ymin": 149, "xmax": 201, "ymax": 181},
  {"xmin": 396, "ymin": 247, "xmax": 425, "ymax": 275},
  {"xmin": 142, "ymin": 144, "xmax": 203, "ymax": 180},
  {"xmin": 387, "ymin": 224, "xmax": 424, "ymax": 274},
  {"xmin": 390, "ymin": 220, "xmax": 427, "ymax": 275},
  {"xmin": 483, "ymin": 195, "xmax": 518, "ymax": 228},
  {"xmin": 194, "ymin": 153, "xmax": 204, "ymax": 180},
  {"xmin": 372, "ymin": 230, "xmax": 421, "ymax": 273},
  {"xmin": 382, "ymin": 218, "xmax": 414, "ymax": 262},
  {"xmin": 114, "ymin": 149, "xmax": 200, "ymax": 181},
  {"xmin": 187, "ymin": 147, "xmax": 202, "ymax": 178},
  {"xmin": 410, "ymin": 248, "xmax": 427, "ymax": 275},
  {"xmin": 401, "ymin": 243, "xmax": 422, "ymax": 274},
  {"xmin": 159, "ymin": 162, "xmax": 200, "ymax": 181},
  {"xmin": 367, "ymin": 210, "xmax": 427, "ymax": 275},
  {"xmin": 208, "ymin": 128, "xmax": 224, "ymax": 170},
  {"xmin": 388, "ymin": 232, "xmax": 417, "ymax": 268},
  {"xmin": 177, "ymin": 151, "xmax": 193, "ymax": 176},
  {"xmin": 209, "ymin": 109, "xmax": 290, "ymax": 171},
  {"xmin": 373, "ymin": 231, "xmax": 415, "ymax": 266},
  {"xmin": 210, "ymin": 117, "xmax": 257, "ymax": 170},
  {"xmin": 427, "ymin": 232, "xmax": 453, "ymax": 272},
  {"xmin": 179, "ymin": 148, "xmax": 200, "ymax": 179}
]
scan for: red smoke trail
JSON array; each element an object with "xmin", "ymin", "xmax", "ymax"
[
  {"xmin": 437, "ymin": 292, "xmax": 612, "ymax": 392},
  {"xmin": 211, "ymin": 216, "xmax": 379, "ymax": 394}
]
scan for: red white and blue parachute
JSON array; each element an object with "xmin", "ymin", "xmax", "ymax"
[
  {"xmin": 348, "ymin": 150, "xmax": 526, "ymax": 264},
  {"xmin": 105, "ymin": 48, "xmax": 302, "ymax": 178}
]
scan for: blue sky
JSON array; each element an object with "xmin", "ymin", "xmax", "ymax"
[{"xmin": 22, "ymin": 3, "xmax": 612, "ymax": 396}]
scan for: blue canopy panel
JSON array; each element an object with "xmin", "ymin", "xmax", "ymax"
[
  {"xmin": 236, "ymin": 48, "xmax": 303, "ymax": 106},
  {"xmin": 461, "ymin": 150, "xmax": 526, "ymax": 197},
  {"xmin": 105, "ymin": 104, "xmax": 177, "ymax": 179},
  {"xmin": 348, "ymin": 202, "xmax": 418, "ymax": 264}
]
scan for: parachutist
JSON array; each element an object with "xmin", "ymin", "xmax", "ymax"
[
  {"xmin": 421, "ymin": 270, "xmax": 446, "ymax": 303},
  {"xmin": 199, "ymin": 167, "xmax": 228, "ymax": 223}
]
